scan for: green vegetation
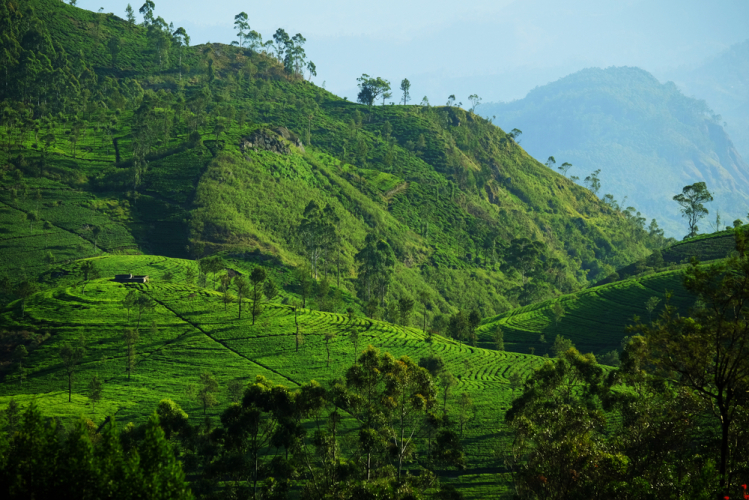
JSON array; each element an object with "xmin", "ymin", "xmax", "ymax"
[{"xmin": 2, "ymin": 1, "xmax": 749, "ymax": 499}]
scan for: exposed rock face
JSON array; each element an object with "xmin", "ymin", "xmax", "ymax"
[{"xmin": 240, "ymin": 128, "xmax": 305, "ymax": 155}]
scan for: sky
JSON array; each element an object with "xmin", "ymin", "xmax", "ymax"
[{"xmin": 79, "ymin": 0, "xmax": 749, "ymax": 103}]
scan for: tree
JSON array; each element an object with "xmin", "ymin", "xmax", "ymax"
[
  {"xmin": 220, "ymin": 273, "xmax": 233, "ymax": 312},
  {"xmin": 508, "ymin": 128, "xmax": 522, "ymax": 142},
  {"xmin": 122, "ymin": 290, "xmax": 138, "ymax": 323},
  {"xmin": 456, "ymin": 392, "xmax": 474, "ymax": 438},
  {"xmin": 235, "ymin": 276, "xmax": 250, "ymax": 319},
  {"xmin": 400, "ymin": 78, "xmax": 411, "ymax": 105},
  {"xmin": 227, "ymin": 379, "xmax": 244, "ymax": 404},
  {"xmin": 630, "ymin": 232, "xmax": 749, "ymax": 496},
  {"xmin": 123, "ymin": 329, "xmax": 139, "ymax": 380},
  {"xmin": 345, "ymin": 347, "xmax": 437, "ymax": 480},
  {"xmin": 79, "ymin": 260, "xmax": 99, "ymax": 294},
  {"xmin": 25, "ymin": 211, "xmax": 38, "ymax": 232},
  {"xmin": 349, "ymin": 327, "xmax": 360, "ymax": 364},
  {"xmin": 125, "ymin": 4, "xmax": 136, "ymax": 24},
  {"xmin": 172, "ymin": 27, "xmax": 190, "ymax": 80},
  {"xmin": 356, "ymin": 74, "xmax": 391, "ymax": 107},
  {"xmin": 135, "ymin": 294, "xmax": 155, "ymax": 328},
  {"xmin": 298, "ymin": 201, "xmax": 335, "ymax": 279},
  {"xmin": 15, "ymin": 280, "xmax": 37, "ymax": 319},
  {"xmin": 92, "ymin": 225, "xmax": 102, "ymax": 253},
  {"xmin": 502, "ymin": 238, "xmax": 545, "ymax": 284},
  {"xmin": 545, "ymin": 156, "xmax": 556, "ymax": 169},
  {"xmin": 447, "ymin": 310, "xmax": 469, "ymax": 344},
  {"xmin": 584, "ymin": 169, "xmax": 601, "ymax": 195},
  {"xmin": 250, "ymin": 267, "xmax": 266, "ymax": 325},
  {"xmin": 324, "ymin": 332, "xmax": 336, "ymax": 367},
  {"xmin": 550, "ymin": 334, "xmax": 573, "ymax": 358},
  {"xmin": 492, "ymin": 326, "xmax": 504, "ymax": 351},
  {"xmin": 398, "ymin": 296, "xmax": 415, "ymax": 329},
  {"xmin": 13, "ymin": 345, "xmax": 28, "ymax": 371},
  {"xmin": 644, "ymin": 296, "xmax": 661, "ymax": 322},
  {"xmin": 468, "ymin": 94, "xmax": 482, "ymax": 113},
  {"xmin": 139, "ymin": 0, "xmax": 155, "ymax": 26},
  {"xmin": 88, "ymin": 374, "xmax": 103, "ymax": 415},
  {"xmin": 673, "ymin": 182, "xmax": 713, "ymax": 239},
  {"xmin": 195, "ymin": 370, "xmax": 219, "ymax": 415},
  {"xmin": 552, "ymin": 301, "xmax": 565, "ymax": 326},
  {"xmin": 355, "ymin": 233, "xmax": 396, "ymax": 306},
  {"xmin": 234, "ymin": 12, "xmax": 249, "ymax": 47},
  {"xmin": 294, "ymin": 267, "xmax": 313, "ymax": 308},
  {"xmin": 59, "ymin": 336, "xmax": 86, "ymax": 402},
  {"xmin": 107, "ymin": 36, "xmax": 121, "ymax": 68},
  {"xmin": 263, "ymin": 279, "xmax": 278, "ymax": 302}
]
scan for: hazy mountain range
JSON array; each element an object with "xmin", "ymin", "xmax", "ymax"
[{"xmin": 482, "ymin": 66, "xmax": 749, "ymax": 237}]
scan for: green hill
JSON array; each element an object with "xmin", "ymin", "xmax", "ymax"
[
  {"xmin": 0, "ymin": 1, "xmax": 691, "ymax": 497},
  {"xmin": 0, "ymin": 0, "xmax": 666, "ymax": 319},
  {"xmin": 479, "ymin": 228, "xmax": 745, "ymax": 360},
  {"xmin": 481, "ymin": 66, "xmax": 749, "ymax": 237}
]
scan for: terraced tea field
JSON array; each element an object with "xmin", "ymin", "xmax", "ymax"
[
  {"xmin": 478, "ymin": 268, "xmax": 695, "ymax": 357},
  {"xmin": 0, "ymin": 254, "xmax": 536, "ymax": 496}
]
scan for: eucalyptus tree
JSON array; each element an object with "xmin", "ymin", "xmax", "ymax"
[
  {"xmin": 673, "ymin": 181, "xmax": 713, "ymax": 239},
  {"xmin": 400, "ymin": 78, "xmax": 411, "ymax": 105}
]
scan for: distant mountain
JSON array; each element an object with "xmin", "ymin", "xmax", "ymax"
[
  {"xmin": 481, "ymin": 67, "xmax": 749, "ymax": 237},
  {"xmin": 668, "ymin": 39, "xmax": 749, "ymax": 162}
]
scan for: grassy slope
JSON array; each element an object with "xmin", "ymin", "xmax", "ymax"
[
  {"xmin": 479, "ymin": 230, "xmax": 743, "ymax": 357},
  {"xmin": 0, "ymin": 253, "xmax": 540, "ymax": 497},
  {"xmin": 0, "ymin": 0, "xmax": 666, "ymax": 321}
]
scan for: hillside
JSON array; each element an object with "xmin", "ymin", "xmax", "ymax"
[
  {"xmin": 479, "ymin": 228, "xmax": 744, "ymax": 360},
  {"xmin": 481, "ymin": 66, "xmax": 749, "ymax": 238},
  {"xmin": 668, "ymin": 39, "xmax": 749, "ymax": 163},
  {"xmin": 0, "ymin": 0, "xmax": 666, "ymax": 322},
  {"xmin": 0, "ymin": 0, "xmax": 702, "ymax": 496}
]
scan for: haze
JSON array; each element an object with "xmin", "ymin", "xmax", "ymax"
[{"xmin": 80, "ymin": 0, "xmax": 748, "ymax": 102}]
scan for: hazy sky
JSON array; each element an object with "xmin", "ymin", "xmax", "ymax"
[{"xmin": 79, "ymin": 0, "xmax": 749, "ymax": 102}]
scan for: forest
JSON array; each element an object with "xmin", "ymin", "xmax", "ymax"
[{"xmin": 0, "ymin": 0, "xmax": 748, "ymax": 499}]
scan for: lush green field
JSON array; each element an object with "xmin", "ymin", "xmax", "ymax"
[
  {"xmin": 0, "ymin": 254, "xmax": 545, "ymax": 497},
  {"xmin": 478, "ymin": 267, "xmax": 695, "ymax": 358}
]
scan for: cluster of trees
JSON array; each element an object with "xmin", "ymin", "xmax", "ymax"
[
  {"xmin": 2, "ymin": 346, "xmax": 472, "ymax": 499},
  {"xmin": 0, "ymin": 404, "xmax": 192, "ymax": 499},
  {"xmin": 506, "ymin": 228, "xmax": 749, "ymax": 499}
]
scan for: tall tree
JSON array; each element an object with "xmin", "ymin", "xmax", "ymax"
[
  {"xmin": 123, "ymin": 328, "xmax": 139, "ymax": 380},
  {"xmin": 584, "ymin": 169, "xmax": 602, "ymax": 195},
  {"xmin": 196, "ymin": 370, "xmax": 219, "ymax": 415},
  {"xmin": 88, "ymin": 374, "xmax": 103, "ymax": 415},
  {"xmin": 400, "ymin": 78, "xmax": 411, "ymax": 105},
  {"xmin": 355, "ymin": 233, "xmax": 395, "ymax": 306},
  {"xmin": 673, "ymin": 181, "xmax": 713, "ymax": 239},
  {"xmin": 468, "ymin": 93, "xmax": 482, "ymax": 113},
  {"xmin": 631, "ymin": 231, "xmax": 749, "ymax": 497},
  {"xmin": 135, "ymin": 294, "xmax": 155, "ymax": 328},
  {"xmin": 234, "ymin": 12, "xmax": 249, "ymax": 47},
  {"xmin": 59, "ymin": 336, "xmax": 86, "ymax": 402},
  {"xmin": 235, "ymin": 275, "xmax": 250, "ymax": 320},
  {"xmin": 125, "ymin": 4, "xmax": 136, "ymax": 24},
  {"xmin": 79, "ymin": 260, "xmax": 99, "ymax": 294},
  {"xmin": 250, "ymin": 267, "xmax": 266, "ymax": 325},
  {"xmin": 356, "ymin": 74, "xmax": 391, "ymax": 107},
  {"xmin": 558, "ymin": 161, "xmax": 573, "ymax": 176}
]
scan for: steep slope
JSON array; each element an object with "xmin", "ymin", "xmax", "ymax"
[
  {"xmin": 0, "ymin": 0, "xmax": 666, "ymax": 321},
  {"xmin": 668, "ymin": 39, "xmax": 749, "ymax": 162},
  {"xmin": 482, "ymin": 67, "xmax": 749, "ymax": 237},
  {"xmin": 479, "ymin": 228, "xmax": 745, "ymax": 359}
]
